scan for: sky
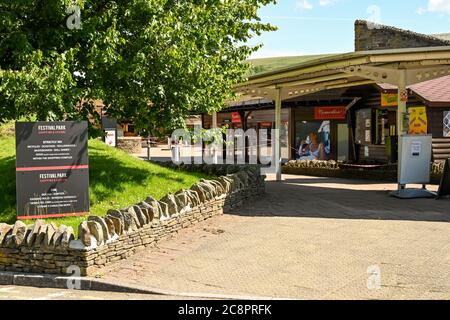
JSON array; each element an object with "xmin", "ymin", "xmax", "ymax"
[{"xmin": 249, "ymin": 0, "xmax": 450, "ymax": 58}]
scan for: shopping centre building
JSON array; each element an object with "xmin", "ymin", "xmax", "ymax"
[{"xmin": 203, "ymin": 20, "xmax": 450, "ymax": 166}]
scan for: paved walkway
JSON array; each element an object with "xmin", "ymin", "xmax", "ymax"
[{"xmin": 92, "ymin": 175, "xmax": 450, "ymax": 300}]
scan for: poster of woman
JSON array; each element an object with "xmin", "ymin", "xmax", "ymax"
[{"xmin": 296, "ymin": 121, "xmax": 331, "ymax": 161}]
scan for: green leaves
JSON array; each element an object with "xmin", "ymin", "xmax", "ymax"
[{"xmin": 0, "ymin": 0, "xmax": 276, "ymax": 135}]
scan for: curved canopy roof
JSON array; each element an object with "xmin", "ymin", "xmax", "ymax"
[{"xmin": 234, "ymin": 46, "xmax": 450, "ymax": 102}]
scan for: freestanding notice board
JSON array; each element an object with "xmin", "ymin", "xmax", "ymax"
[{"xmin": 15, "ymin": 121, "xmax": 90, "ymax": 219}]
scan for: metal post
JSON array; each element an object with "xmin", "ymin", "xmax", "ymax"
[
  {"xmin": 275, "ymin": 88, "xmax": 282, "ymax": 181},
  {"xmin": 147, "ymin": 138, "xmax": 151, "ymax": 161},
  {"xmin": 212, "ymin": 111, "xmax": 218, "ymax": 164},
  {"xmin": 397, "ymin": 69, "xmax": 407, "ymax": 191}
]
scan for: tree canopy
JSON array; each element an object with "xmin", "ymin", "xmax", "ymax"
[{"xmin": 0, "ymin": 0, "xmax": 276, "ymax": 135}]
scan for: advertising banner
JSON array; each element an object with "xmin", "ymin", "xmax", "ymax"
[
  {"xmin": 381, "ymin": 93, "xmax": 398, "ymax": 107},
  {"xmin": 295, "ymin": 121, "xmax": 331, "ymax": 161},
  {"xmin": 408, "ymin": 106, "xmax": 428, "ymax": 135},
  {"xmin": 15, "ymin": 121, "xmax": 90, "ymax": 220},
  {"xmin": 105, "ymin": 130, "xmax": 117, "ymax": 147}
]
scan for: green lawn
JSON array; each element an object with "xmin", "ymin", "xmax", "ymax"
[{"xmin": 0, "ymin": 133, "xmax": 208, "ymax": 235}]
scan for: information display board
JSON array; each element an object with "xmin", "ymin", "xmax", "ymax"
[
  {"xmin": 15, "ymin": 121, "xmax": 90, "ymax": 219},
  {"xmin": 398, "ymin": 135, "xmax": 432, "ymax": 185}
]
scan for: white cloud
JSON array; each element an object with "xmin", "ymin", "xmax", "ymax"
[
  {"xmin": 429, "ymin": 0, "xmax": 450, "ymax": 14},
  {"xmin": 319, "ymin": 0, "xmax": 338, "ymax": 6},
  {"xmin": 417, "ymin": 0, "xmax": 450, "ymax": 15},
  {"xmin": 417, "ymin": 7, "xmax": 427, "ymax": 14},
  {"xmin": 296, "ymin": 0, "xmax": 313, "ymax": 10}
]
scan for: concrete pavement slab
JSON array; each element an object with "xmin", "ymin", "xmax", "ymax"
[{"xmin": 88, "ymin": 176, "xmax": 450, "ymax": 300}]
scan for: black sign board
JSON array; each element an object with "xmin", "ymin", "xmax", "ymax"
[
  {"xmin": 15, "ymin": 121, "xmax": 90, "ymax": 219},
  {"xmin": 437, "ymin": 158, "xmax": 450, "ymax": 200},
  {"xmin": 101, "ymin": 116, "xmax": 117, "ymax": 130}
]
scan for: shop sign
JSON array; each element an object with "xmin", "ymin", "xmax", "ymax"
[
  {"xmin": 400, "ymin": 89, "xmax": 409, "ymax": 103},
  {"xmin": 314, "ymin": 107, "xmax": 346, "ymax": 120},
  {"xmin": 381, "ymin": 93, "xmax": 398, "ymax": 107},
  {"xmin": 408, "ymin": 106, "xmax": 428, "ymax": 135},
  {"xmin": 231, "ymin": 112, "xmax": 242, "ymax": 124},
  {"xmin": 15, "ymin": 121, "xmax": 90, "ymax": 220}
]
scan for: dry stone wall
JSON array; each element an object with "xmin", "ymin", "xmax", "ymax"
[{"xmin": 0, "ymin": 165, "xmax": 265, "ymax": 276}]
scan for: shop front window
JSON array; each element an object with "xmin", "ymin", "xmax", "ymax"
[
  {"xmin": 444, "ymin": 111, "xmax": 450, "ymax": 138},
  {"xmin": 375, "ymin": 110, "xmax": 390, "ymax": 145},
  {"xmin": 295, "ymin": 121, "xmax": 331, "ymax": 161},
  {"xmin": 355, "ymin": 109, "xmax": 372, "ymax": 145}
]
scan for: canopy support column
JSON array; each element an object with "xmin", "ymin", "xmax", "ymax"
[
  {"xmin": 274, "ymin": 88, "xmax": 282, "ymax": 181},
  {"xmin": 397, "ymin": 69, "xmax": 407, "ymax": 191}
]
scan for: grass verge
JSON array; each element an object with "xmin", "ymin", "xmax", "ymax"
[{"xmin": 0, "ymin": 134, "xmax": 208, "ymax": 235}]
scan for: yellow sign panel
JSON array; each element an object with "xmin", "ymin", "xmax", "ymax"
[
  {"xmin": 381, "ymin": 93, "xmax": 398, "ymax": 107},
  {"xmin": 408, "ymin": 106, "xmax": 428, "ymax": 135}
]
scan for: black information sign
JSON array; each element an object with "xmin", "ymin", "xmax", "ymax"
[
  {"xmin": 15, "ymin": 121, "xmax": 90, "ymax": 219},
  {"xmin": 437, "ymin": 158, "xmax": 450, "ymax": 200}
]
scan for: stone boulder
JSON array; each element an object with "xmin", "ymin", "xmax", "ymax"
[
  {"xmin": 187, "ymin": 190, "xmax": 201, "ymax": 206},
  {"xmin": 175, "ymin": 190, "xmax": 189, "ymax": 209},
  {"xmin": 217, "ymin": 176, "xmax": 232, "ymax": 194},
  {"xmin": 26, "ymin": 220, "xmax": 45, "ymax": 247},
  {"xmin": 4, "ymin": 221, "xmax": 27, "ymax": 248},
  {"xmin": 107, "ymin": 209, "xmax": 125, "ymax": 226},
  {"xmin": 104, "ymin": 217, "xmax": 116, "ymax": 237},
  {"xmin": 78, "ymin": 222, "xmax": 92, "ymax": 247},
  {"xmin": 145, "ymin": 196, "xmax": 162, "ymax": 220},
  {"xmin": 34, "ymin": 224, "xmax": 50, "ymax": 249},
  {"xmin": 158, "ymin": 201, "xmax": 170, "ymax": 220},
  {"xmin": 106, "ymin": 216, "xmax": 123, "ymax": 236},
  {"xmin": 191, "ymin": 184, "xmax": 207, "ymax": 203},
  {"xmin": 88, "ymin": 216, "xmax": 110, "ymax": 241},
  {"xmin": 129, "ymin": 206, "xmax": 147, "ymax": 226},
  {"xmin": 87, "ymin": 221, "xmax": 104, "ymax": 245},
  {"xmin": 41, "ymin": 223, "xmax": 57, "ymax": 250},
  {"xmin": 160, "ymin": 194, "xmax": 179, "ymax": 217},
  {"xmin": 0, "ymin": 223, "xmax": 13, "ymax": 247},
  {"xmin": 50, "ymin": 225, "xmax": 67, "ymax": 249},
  {"xmin": 209, "ymin": 180, "xmax": 225, "ymax": 196},
  {"xmin": 137, "ymin": 202, "xmax": 153, "ymax": 223},
  {"xmin": 198, "ymin": 181, "xmax": 215, "ymax": 200},
  {"xmin": 121, "ymin": 210, "xmax": 138, "ymax": 232},
  {"xmin": 60, "ymin": 227, "xmax": 75, "ymax": 248}
]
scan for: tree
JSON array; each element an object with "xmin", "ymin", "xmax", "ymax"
[{"xmin": 0, "ymin": 0, "xmax": 276, "ymax": 135}]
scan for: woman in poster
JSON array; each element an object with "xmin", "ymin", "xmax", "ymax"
[
  {"xmin": 298, "ymin": 132, "xmax": 327, "ymax": 161},
  {"xmin": 296, "ymin": 121, "xmax": 330, "ymax": 161}
]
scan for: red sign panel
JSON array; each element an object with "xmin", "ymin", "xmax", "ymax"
[
  {"xmin": 314, "ymin": 107, "xmax": 347, "ymax": 120},
  {"xmin": 231, "ymin": 112, "xmax": 242, "ymax": 124}
]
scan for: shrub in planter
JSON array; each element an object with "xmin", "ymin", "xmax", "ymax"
[{"xmin": 285, "ymin": 160, "xmax": 340, "ymax": 170}]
